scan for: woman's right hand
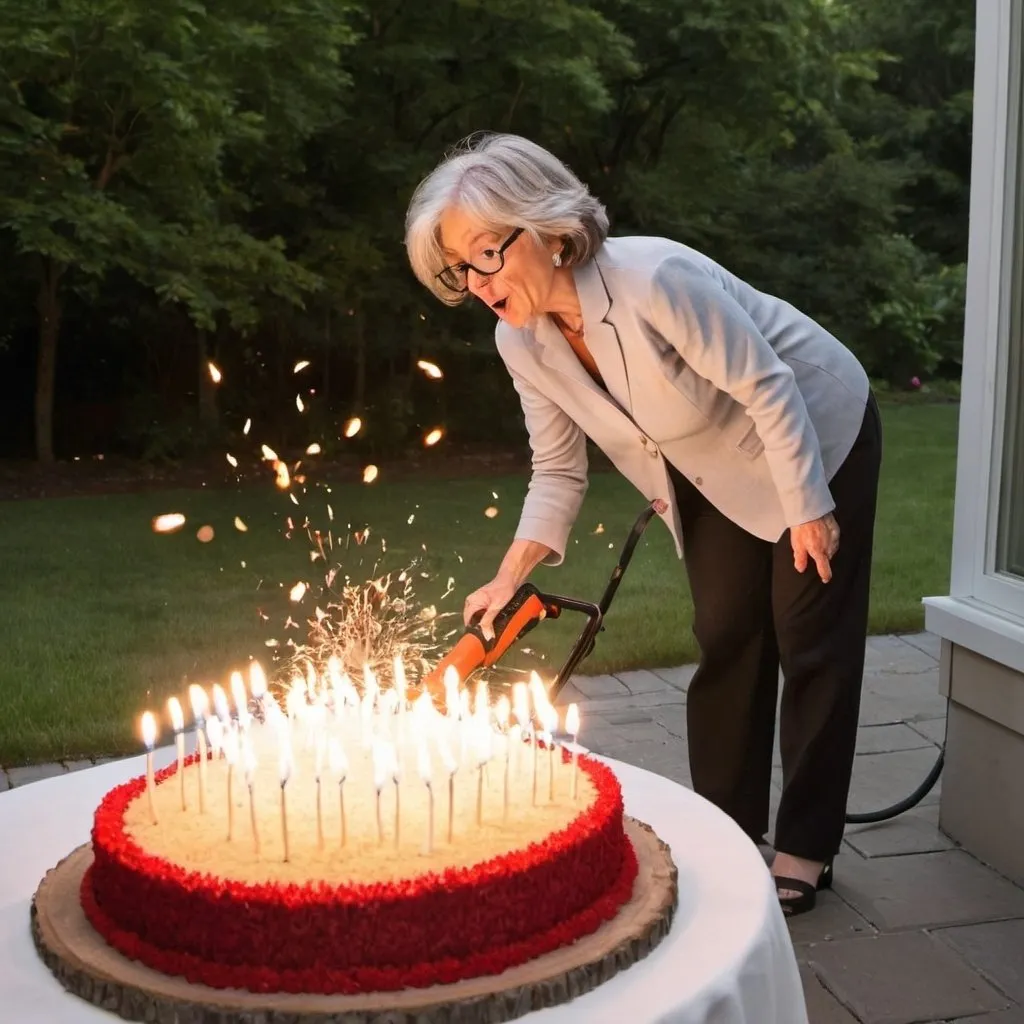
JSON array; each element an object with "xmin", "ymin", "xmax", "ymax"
[{"xmin": 463, "ymin": 573, "xmax": 519, "ymax": 641}]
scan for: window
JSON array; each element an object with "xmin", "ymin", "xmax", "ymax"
[{"xmin": 996, "ymin": 32, "xmax": 1024, "ymax": 579}]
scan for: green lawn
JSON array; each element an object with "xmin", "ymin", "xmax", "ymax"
[{"xmin": 0, "ymin": 401, "xmax": 959, "ymax": 766}]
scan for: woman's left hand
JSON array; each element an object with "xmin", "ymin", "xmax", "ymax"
[{"xmin": 790, "ymin": 513, "xmax": 840, "ymax": 583}]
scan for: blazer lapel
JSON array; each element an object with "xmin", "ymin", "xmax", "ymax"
[
  {"xmin": 536, "ymin": 253, "xmax": 633, "ymax": 414},
  {"xmin": 573, "ymin": 256, "xmax": 632, "ymax": 413}
]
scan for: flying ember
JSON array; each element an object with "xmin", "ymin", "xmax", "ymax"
[
  {"xmin": 152, "ymin": 513, "xmax": 186, "ymax": 534},
  {"xmin": 416, "ymin": 359, "xmax": 443, "ymax": 380},
  {"xmin": 306, "ymin": 443, "xmax": 321, "ymax": 455},
  {"xmin": 208, "ymin": 362, "xmax": 222, "ymax": 383},
  {"xmin": 363, "ymin": 465, "xmax": 379, "ymax": 484},
  {"xmin": 293, "ymin": 360, "xmax": 310, "ymax": 373},
  {"xmin": 423, "ymin": 427, "xmax": 444, "ymax": 447},
  {"xmin": 344, "ymin": 418, "xmax": 362, "ymax": 439}
]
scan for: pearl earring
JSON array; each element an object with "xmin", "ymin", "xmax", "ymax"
[{"xmin": 552, "ymin": 251, "xmax": 562, "ymax": 267}]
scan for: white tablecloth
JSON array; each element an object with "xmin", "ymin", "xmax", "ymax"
[{"xmin": 0, "ymin": 749, "xmax": 807, "ymax": 1024}]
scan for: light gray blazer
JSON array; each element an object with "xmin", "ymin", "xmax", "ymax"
[{"xmin": 494, "ymin": 236, "xmax": 870, "ymax": 564}]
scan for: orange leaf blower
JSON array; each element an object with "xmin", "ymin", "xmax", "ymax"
[{"xmin": 419, "ymin": 499, "xmax": 667, "ymax": 701}]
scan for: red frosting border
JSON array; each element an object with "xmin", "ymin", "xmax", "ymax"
[{"xmin": 85, "ymin": 751, "xmax": 635, "ymax": 994}]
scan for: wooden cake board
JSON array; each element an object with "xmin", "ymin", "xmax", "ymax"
[{"xmin": 31, "ymin": 816, "xmax": 678, "ymax": 1024}]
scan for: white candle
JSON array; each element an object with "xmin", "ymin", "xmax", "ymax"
[
  {"xmin": 168, "ymin": 696, "xmax": 187, "ymax": 811},
  {"xmin": 475, "ymin": 720, "xmax": 492, "ymax": 826},
  {"xmin": 279, "ymin": 747, "xmax": 292, "ymax": 862},
  {"xmin": 495, "ymin": 696, "xmax": 511, "ymax": 820},
  {"xmin": 417, "ymin": 741, "xmax": 433, "ymax": 855},
  {"xmin": 141, "ymin": 712, "xmax": 158, "ymax": 824},
  {"xmin": 243, "ymin": 738, "xmax": 260, "ymax": 857},
  {"xmin": 373, "ymin": 740, "xmax": 387, "ymax": 844},
  {"xmin": 188, "ymin": 684, "xmax": 208, "ymax": 813},
  {"xmin": 315, "ymin": 735, "xmax": 325, "ymax": 850},
  {"xmin": 329, "ymin": 739, "xmax": 348, "ymax": 848},
  {"xmin": 440, "ymin": 741, "xmax": 457, "ymax": 844},
  {"xmin": 566, "ymin": 703, "xmax": 581, "ymax": 801},
  {"xmin": 224, "ymin": 726, "xmax": 239, "ymax": 841},
  {"xmin": 394, "ymin": 655, "xmax": 408, "ymax": 743},
  {"xmin": 459, "ymin": 689, "xmax": 472, "ymax": 766},
  {"xmin": 390, "ymin": 743, "xmax": 401, "ymax": 849},
  {"xmin": 541, "ymin": 704, "xmax": 559, "ymax": 802}
]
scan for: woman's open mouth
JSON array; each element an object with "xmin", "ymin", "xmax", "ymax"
[{"xmin": 491, "ymin": 297, "xmax": 508, "ymax": 313}]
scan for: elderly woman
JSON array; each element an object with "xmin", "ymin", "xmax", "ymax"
[{"xmin": 404, "ymin": 133, "xmax": 881, "ymax": 917}]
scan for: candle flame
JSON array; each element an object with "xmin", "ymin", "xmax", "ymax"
[
  {"xmin": 306, "ymin": 443, "xmax": 321, "ymax": 455},
  {"xmin": 423, "ymin": 427, "xmax": 444, "ymax": 447},
  {"xmin": 343, "ymin": 417, "xmax": 362, "ymax": 438},
  {"xmin": 473, "ymin": 679, "xmax": 489, "ymax": 719},
  {"xmin": 208, "ymin": 361, "xmax": 222, "ymax": 383},
  {"xmin": 188, "ymin": 684, "xmax": 209, "ymax": 722},
  {"xmin": 212, "ymin": 683, "xmax": 231, "ymax": 723},
  {"xmin": 439, "ymin": 739, "xmax": 457, "ymax": 776},
  {"xmin": 167, "ymin": 696, "xmax": 184, "ymax": 733},
  {"xmin": 230, "ymin": 671, "xmax": 249, "ymax": 721},
  {"xmin": 289, "ymin": 581, "xmax": 307, "ymax": 602},
  {"xmin": 512, "ymin": 681, "xmax": 530, "ymax": 725},
  {"xmin": 152, "ymin": 513, "xmax": 186, "ymax": 534},
  {"xmin": 243, "ymin": 737, "xmax": 258, "ymax": 782},
  {"xmin": 372, "ymin": 740, "xmax": 389, "ymax": 791},
  {"xmin": 249, "ymin": 662, "xmax": 267, "ymax": 700},
  {"xmin": 475, "ymin": 718, "xmax": 493, "ymax": 764},
  {"xmin": 362, "ymin": 464, "xmax": 379, "ymax": 484},
  {"xmin": 206, "ymin": 715, "xmax": 224, "ymax": 755},
  {"xmin": 566, "ymin": 703, "xmax": 581, "ymax": 736},
  {"xmin": 329, "ymin": 739, "xmax": 348, "ymax": 780},
  {"xmin": 416, "ymin": 359, "xmax": 443, "ymax": 379},
  {"xmin": 363, "ymin": 664, "xmax": 380, "ymax": 698},
  {"xmin": 279, "ymin": 745, "xmax": 292, "ymax": 786},
  {"xmin": 496, "ymin": 694, "xmax": 511, "ymax": 729},
  {"xmin": 443, "ymin": 665, "xmax": 460, "ymax": 714},
  {"xmin": 141, "ymin": 711, "xmax": 158, "ymax": 750},
  {"xmin": 294, "ymin": 359, "xmax": 310, "ymax": 373}
]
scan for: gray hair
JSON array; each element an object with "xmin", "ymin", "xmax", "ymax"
[{"xmin": 404, "ymin": 133, "xmax": 609, "ymax": 306}]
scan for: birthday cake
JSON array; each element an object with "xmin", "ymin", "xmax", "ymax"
[{"xmin": 79, "ymin": 673, "xmax": 638, "ymax": 996}]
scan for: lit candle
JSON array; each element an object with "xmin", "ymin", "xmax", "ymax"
[
  {"xmin": 249, "ymin": 661, "xmax": 268, "ymax": 717},
  {"xmin": 475, "ymin": 719, "xmax": 492, "ymax": 826},
  {"xmin": 540, "ymin": 704, "xmax": 559, "ymax": 802},
  {"xmin": 141, "ymin": 712, "xmax": 158, "ymax": 824},
  {"xmin": 206, "ymin": 715, "xmax": 224, "ymax": 765},
  {"xmin": 329, "ymin": 739, "xmax": 348, "ymax": 848},
  {"xmin": 361, "ymin": 670, "xmax": 377, "ymax": 750},
  {"xmin": 440, "ymin": 740, "xmax": 457, "ymax": 844},
  {"xmin": 168, "ymin": 696, "xmax": 187, "ymax": 812},
  {"xmin": 224, "ymin": 726, "xmax": 239, "ymax": 841},
  {"xmin": 279, "ymin": 746, "xmax": 292, "ymax": 862},
  {"xmin": 513, "ymin": 682, "xmax": 530, "ymax": 780},
  {"xmin": 566, "ymin": 703, "xmax": 581, "ymax": 801},
  {"xmin": 394, "ymin": 655, "xmax": 408, "ymax": 742},
  {"xmin": 373, "ymin": 740, "xmax": 387, "ymax": 844},
  {"xmin": 243, "ymin": 737, "xmax": 260, "ymax": 857},
  {"xmin": 315, "ymin": 734, "xmax": 325, "ymax": 850},
  {"xmin": 231, "ymin": 671, "xmax": 250, "ymax": 731},
  {"xmin": 188, "ymin": 684, "xmax": 208, "ymax": 813},
  {"xmin": 389, "ymin": 742, "xmax": 401, "ymax": 849},
  {"xmin": 417, "ymin": 741, "xmax": 433, "ymax": 855},
  {"xmin": 212, "ymin": 683, "xmax": 231, "ymax": 730},
  {"xmin": 496, "ymin": 695, "xmax": 511, "ymax": 820}
]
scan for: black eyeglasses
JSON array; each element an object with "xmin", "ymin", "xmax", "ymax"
[{"xmin": 436, "ymin": 227, "xmax": 524, "ymax": 294}]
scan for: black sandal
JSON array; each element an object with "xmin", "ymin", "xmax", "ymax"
[{"xmin": 775, "ymin": 861, "xmax": 833, "ymax": 917}]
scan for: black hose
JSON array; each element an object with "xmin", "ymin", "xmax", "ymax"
[{"xmin": 844, "ymin": 747, "xmax": 945, "ymax": 824}]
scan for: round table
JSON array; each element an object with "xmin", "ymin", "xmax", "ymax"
[{"xmin": 0, "ymin": 748, "xmax": 807, "ymax": 1024}]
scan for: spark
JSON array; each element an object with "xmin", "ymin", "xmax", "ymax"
[
  {"xmin": 243, "ymin": 418, "xmax": 251, "ymax": 435},
  {"xmin": 275, "ymin": 462, "xmax": 291, "ymax": 489},
  {"xmin": 226, "ymin": 453, "xmax": 238, "ymax": 468},
  {"xmin": 327, "ymin": 505, "xmax": 334, "ymax": 521},
  {"xmin": 344, "ymin": 417, "xmax": 362, "ymax": 438},
  {"xmin": 261, "ymin": 444, "xmax": 278, "ymax": 462},
  {"xmin": 296, "ymin": 395, "xmax": 305, "ymax": 413},
  {"xmin": 197, "ymin": 525, "xmax": 215, "ymax": 543},
  {"xmin": 407, "ymin": 514, "xmax": 415, "ymax": 525},
  {"xmin": 289, "ymin": 492, "xmax": 299, "ymax": 506},
  {"xmin": 290, "ymin": 582, "xmax": 307, "ymax": 602},
  {"xmin": 362, "ymin": 465, "xmax": 379, "ymax": 484},
  {"xmin": 234, "ymin": 517, "xmax": 248, "ymax": 532},
  {"xmin": 208, "ymin": 362, "xmax": 222, "ymax": 383},
  {"xmin": 423, "ymin": 427, "xmax": 444, "ymax": 447},
  {"xmin": 306, "ymin": 443, "xmax": 321, "ymax": 455},
  {"xmin": 484, "ymin": 506, "xmax": 499, "ymax": 518},
  {"xmin": 294, "ymin": 360, "xmax": 310, "ymax": 373},
  {"xmin": 152, "ymin": 513, "xmax": 186, "ymax": 534},
  {"xmin": 416, "ymin": 359, "xmax": 443, "ymax": 380},
  {"xmin": 593, "ymin": 523, "xmax": 605, "ymax": 534},
  {"xmin": 492, "ymin": 491, "xmax": 499, "ymax": 500}
]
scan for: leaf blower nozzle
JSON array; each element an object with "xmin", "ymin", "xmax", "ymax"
[{"xmin": 420, "ymin": 584, "xmax": 559, "ymax": 698}]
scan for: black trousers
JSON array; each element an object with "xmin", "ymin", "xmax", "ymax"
[{"xmin": 669, "ymin": 394, "xmax": 882, "ymax": 861}]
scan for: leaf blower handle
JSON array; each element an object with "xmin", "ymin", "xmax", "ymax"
[{"xmin": 420, "ymin": 584, "xmax": 557, "ymax": 698}]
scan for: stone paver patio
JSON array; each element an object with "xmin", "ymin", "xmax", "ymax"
[{"xmin": 3, "ymin": 632, "xmax": 1022, "ymax": 1023}]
